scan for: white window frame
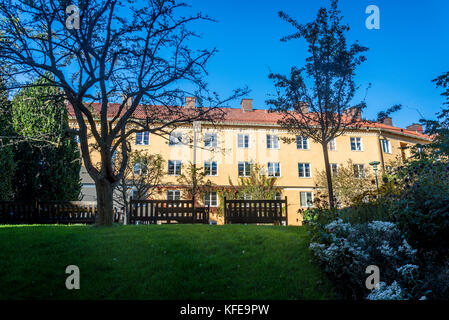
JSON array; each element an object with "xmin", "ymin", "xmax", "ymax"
[
  {"xmin": 133, "ymin": 160, "xmax": 148, "ymax": 175},
  {"xmin": 300, "ymin": 192, "xmax": 314, "ymax": 208},
  {"xmin": 167, "ymin": 190, "xmax": 181, "ymax": 201},
  {"xmin": 168, "ymin": 160, "xmax": 182, "ymax": 176},
  {"xmin": 204, "ymin": 192, "xmax": 218, "ymax": 207},
  {"xmin": 204, "ymin": 133, "xmax": 218, "ymax": 148},
  {"xmin": 266, "ymin": 134, "xmax": 280, "ymax": 149},
  {"xmin": 267, "ymin": 162, "xmax": 281, "ymax": 177},
  {"xmin": 238, "ymin": 162, "xmax": 251, "ymax": 177},
  {"xmin": 296, "ymin": 136, "xmax": 309, "ymax": 150},
  {"xmin": 204, "ymin": 161, "xmax": 218, "ymax": 176},
  {"xmin": 353, "ymin": 164, "xmax": 366, "ymax": 179},
  {"xmin": 135, "ymin": 131, "xmax": 150, "ymax": 145},
  {"xmin": 330, "ymin": 163, "xmax": 338, "ymax": 176},
  {"xmin": 298, "ymin": 163, "xmax": 311, "ymax": 178},
  {"xmin": 169, "ymin": 132, "xmax": 183, "ymax": 146},
  {"xmin": 328, "ymin": 138, "xmax": 337, "ymax": 151},
  {"xmin": 382, "ymin": 139, "xmax": 392, "ymax": 154},
  {"xmin": 237, "ymin": 134, "xmax": 250, "ymax": 149},
  {"xmin": 350, "ymin": 137, "xmax": 363, "ymax": 151}
]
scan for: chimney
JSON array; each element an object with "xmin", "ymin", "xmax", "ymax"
[
  {"xmin": 185, "ymin": 96, "xmax": 196, "ymax": 108},
  {"xmin": 344, "ymin": 106, "xmax": 362, "ymax": 120},
  {"xmin": 380, "ymin": 117, "xmax": 393, "ymax": 126},
  {"xmin": 406, "ymin": 123, "xmax": 423, "ymax": 134},
  {"xmin": 241, "ymin": 99, "xmax": 253, "ymax": 112}
]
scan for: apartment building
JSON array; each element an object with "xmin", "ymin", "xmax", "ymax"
[{"xmin": 69, "ymin": 98, "xmax": 431, "ymax": 226}]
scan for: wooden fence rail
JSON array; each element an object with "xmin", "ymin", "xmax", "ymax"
[
  {"xmin": 129, "ymin": 199, "xmax": 210, "ymax": 224},
  {"xmin": 0, "ymin": 201, "xmax": 120, "ymax": 224},
  {"xmin": 224, "ymin": 197, "xmax": 288, "ymax": 225}
]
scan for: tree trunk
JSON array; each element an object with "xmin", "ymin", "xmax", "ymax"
[
  {"xmin": 322, "ymin": 142, "xmax": 335, "ymax": 209},
  {"xmin": 95, "ymin": 178, "xmax": 114, "ymax": 226}
]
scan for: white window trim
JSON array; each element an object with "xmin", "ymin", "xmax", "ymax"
[
  {"xmin": 300, "ymin": 191, "xmax": 314, "ymax": 208},
  {"xmin": 382, "ymin": 139, "xmax": 392, "ymax": 154},
  {"xmin": 353, "ymin": 164, "xmax": 366, "ymax": 179},
  {"xmin": 298, "ymin": 163, "xmax": 312, "ymax": 178},
  {"xmin": 267, "ymin": 162, "xmax": 281, "ymax": 177},
  {"xmin": 204, "ymin": 161, "xmax": 218, "ymax": 176},
  {"xmin": 328, "ymin": 138, "xmax": 337, "ymax": 151},
  {"xmin": 204, "ymin": 192, "xmax": 218, "ymax": 207},
  {"xmin": 237, "ymin": 134, "xmax": 250, "ymax": 149},
  {"xmin": 168, "ymin": 160, "xmax": 182, "ymax": 176},
  {"xmin": 238, "ymin": 161, "xmax": 251, "ymax": 177},
  {"xmin": 350, "ymin": 137, "xmax": 363, "ymax": 152},
  {"xmin": 169, "ymin": 132, "xmax": 184, "ymax": 147},
  {"xmin": 267, "ymin": 134, "xmax": 280, "ymax": 149},
  {"xmin": 204, "ymin": 132, "xmax": 218, "ymax": 148},
  {"xmin": 167, "ymin": 190, "xmax": 181, "ymax": 201},
  {"xmin": 296, "ymin": 136, "xmax": 309, "ymax": 150}
]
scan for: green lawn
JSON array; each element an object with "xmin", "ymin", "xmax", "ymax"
[{"xmin": 0, "ymin": 224, "xmax": 336, "ymax": 300}]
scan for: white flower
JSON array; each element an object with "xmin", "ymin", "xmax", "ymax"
[{"xmin": 367, "ymin": 281, "xmax": 406, "ymax": 300}]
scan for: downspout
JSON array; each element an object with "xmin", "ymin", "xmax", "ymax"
[{"xmin": 377, "ymin": 129, "xmax": 385, "ymax": 171}]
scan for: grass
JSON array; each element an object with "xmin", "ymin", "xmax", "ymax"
[{"xmin": 0, "ymin": 224, "xmax": 336, "ymax": 300}]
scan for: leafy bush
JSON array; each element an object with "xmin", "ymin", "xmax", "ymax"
[{"xmin": 390, "ymin": 159, "xmax": 449, "ymax": 259}]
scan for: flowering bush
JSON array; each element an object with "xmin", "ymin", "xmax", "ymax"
[{"xmin": 309, "ymin": 219, "xmax": 420, "ymax": 299}]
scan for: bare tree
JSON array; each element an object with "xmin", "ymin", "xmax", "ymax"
[
  {"xmin": 0, "ymin": 0, "xmax": 246, "ymax": 225},
  {"xmin": 266, "ymin": 0, "xmax": 368, "ymax": 208}
]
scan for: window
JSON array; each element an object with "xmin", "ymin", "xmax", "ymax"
[
  {"xmin": 167, "ymin": 190, "xmax": 181, "ymax": 201},
  {"xmin": 135, "ymin": 132, "xmax": 150, "ymax": 145},
  {"xmin": 204, "ymin": 161, "xmax": 218, "ymax": 176},
  {"xmin": 300, "ymin": 192, "xmax": 314, "ymax": 208},
  {"xmin": 204, "ymin": 133, "xmax": 218, "ymax": 148},
  {"xmin": 331, "ymin": 163, "xmax": 338, "ymax": 176},
  {"xmin": 168, "ymin": 160, "xmax": 182, "ymax": 175},
  {"xmin": 328, "ymin": 138, "xmax": 337, "ymax": 151},
  {"xmin": 353, "ymin": 164, "xmax": 366, "ymax": 178},
  {"xmin": 350, "ymin": 137, "xmax": 363, "ymax": 151},
  {"xmin": 238, "ymin": 134, "xmax": 250, "ymax": 148},
  {"xmin": 239, "ymin": 193, "xmax": 252, "ymax": 200},
  {"xmin": 382, "ymin": 139, "xmax": 391, "ymax": 153},
  {"xmin": 169, "ymin": 132, "xmax": 183, "ymax": 146},
  {"xmin": 238, "ymin": 162, "xmax": 251, "ymax": 177},
  {"xmin": 296, "ymin": 136, "xmax": 309, "ymax": 150},
  {"xmin": 133, "ymin": 160, "xmax": 148, "ymax": 175},
  {"xmin": 298, "ymin": 163, "xmax": 311, "ymax": 178},
  {"xmin": 267, "ymin": 162, "xmax": 281, "ymax": 177},
  {"xmin": 274, "ymin": 192, "xmax": 282, "ymax": 200},
  {"xmin": 132, "ymin": 188, "xmax": 147, "ymax": 200},
  {"xmin": 266, "ymin": 134, "xmax": 279, "ymax": 149},
  {"xmin": 204, "ymin": 192, "xmax": 218, "ymax": 207}
]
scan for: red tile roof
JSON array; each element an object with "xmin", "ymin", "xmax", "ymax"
[{"xmin": 66, "ymin": 103, "xmax": 431, "ymax": 140}]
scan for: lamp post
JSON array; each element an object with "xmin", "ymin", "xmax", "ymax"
[{"xmin": 369, "ymin": 161, "xmax": 381, "ymax": 192}]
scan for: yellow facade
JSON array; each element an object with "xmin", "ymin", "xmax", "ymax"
[{"xmin": 70, "ymin": 105, "xmax": 430, "ymax": 226}]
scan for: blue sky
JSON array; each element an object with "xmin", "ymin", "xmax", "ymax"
[{"xmin": 187, "ymin": 0, "xmax": 449, "ymax": 129}]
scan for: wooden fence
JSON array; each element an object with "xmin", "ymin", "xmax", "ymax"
[
  {"xmin": 128, "ymin": 199, "xmax": 210, "ymax": 224},
  {"xmin": 0, "ymin": 201, "xmax": 120, "ymax": 224},
  {"xmin": 224, "ymin": 197, "xmax": 288, "ymax": 225}
]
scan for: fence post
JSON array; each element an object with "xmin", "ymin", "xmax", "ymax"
[
  {"xmin": 128, "ymin": 196, "xmax": 133, "ymax": 225},
  {"xmin": 192, "ymin": 196, "xmax": 196, "ymax": 224},
  {"xmin": 223, "ymin": 197, "xmax": 227, "ymax": 225},
  {"xmin": 284, "ymin": 196, "xmax": 288, "ymax": 226}
]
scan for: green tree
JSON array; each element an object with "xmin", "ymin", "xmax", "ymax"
[
  {"xmin": 11, "ymin": 76, "xmax": 81, "ymax": 201},
  {"xmin": 176, "ymin": 162, "xmax": 214, "ymax": 205},
  {"xmin": 0, "ymin": 76, "xmax": 15, "ymax": 200},
  {"xmin": 266, "ymin": 0, "xmax": 369, "ymax": 209},
  {"xmin": 114, "ymin": 150, "xmax": 165, "ymax": 212}
]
